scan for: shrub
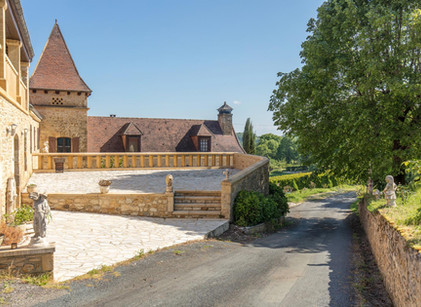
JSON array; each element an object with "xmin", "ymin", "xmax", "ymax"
[
  {"xmin": 233, "ymin": 191, "xmax": 263, "ymax": 227},
  {"xmin": 234, "ymin": 183, "xmax": 289, "ymax": 227},
  {"xmin": 269, "ymin": 182, "xmax": 289, "ymax": 216},
  {"xmin": 0, "ymin": 221, "xmax": 23, "ymax": 245},
  {"xmin": 12, "ymin": 205, "xmax": 33, "ymax": 225}
]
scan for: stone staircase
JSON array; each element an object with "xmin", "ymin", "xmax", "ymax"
[{"xmin": 173, "ymin": 191, "xmax": 223, "ymax": 218}]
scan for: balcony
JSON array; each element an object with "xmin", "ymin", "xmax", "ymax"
[{"xmin": 3, "ymin": 54, "xmax": 28, "ymax": 109}]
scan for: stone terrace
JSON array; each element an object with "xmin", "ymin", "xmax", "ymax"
[{"xmin": 27, "ymin": 169, "xmax": 240, "ymax": 194}]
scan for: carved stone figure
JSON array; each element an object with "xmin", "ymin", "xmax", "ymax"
[
  {"xmin": 6, "ymin": 178, "xmax": 17, "ymax": 214},
  {"xmin": 223, "ymin": 169, "xmax": 231, "ymax": 181},
  {"xmin": 29, "ymin": 192, "xmax": 51, "ymax": 246},
  {"xmin": 373, "ymin": 189, "xmax": 381, "ymax": 200},
  {"xmin": 166, "ymin": 174, "xmax": 173, "ymax": 193},
  {"xmin": 383, "ymin": 175, "xmax": 397, "ymax": 207},
  {"xmin": 368, "ymin": 177, "xmax": 373, "ymax": 194},
  {"xmin": 42, "ymin": 141, "xmax": 49, "ymax": 153}
]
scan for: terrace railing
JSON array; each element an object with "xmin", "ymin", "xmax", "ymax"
[{"xmin": 32, "ymin": 152, "xmax": 235, "ymax": 172}]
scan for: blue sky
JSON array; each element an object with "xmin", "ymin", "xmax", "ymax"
[{"xmin": 22, "ymin": 0, "xmax": 323, "ymax": 136}]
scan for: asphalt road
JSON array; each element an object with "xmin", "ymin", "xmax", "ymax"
[{"xmin": 33, "ymin": 191, "xmax": 357, "ymax": 307}]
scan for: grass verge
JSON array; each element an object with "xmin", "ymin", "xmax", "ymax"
[{"xmin": 286, "ymin": 185, "xmax": 357, "ymax": 203}]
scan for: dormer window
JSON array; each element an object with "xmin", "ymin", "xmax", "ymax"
[
  {"xmin": 120, "ymin": 122, "xmax": 143, "ymax": 152},
  {"xmin": 199, "ymin": 137, "xmax": 210, "ymax": 152}
]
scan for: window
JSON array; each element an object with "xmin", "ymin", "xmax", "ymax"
[
  {"xmin": 127, "ymin": 136, "xmax": 140, "ymax": 152},
  {"xmin": 57, "ymin": 137, "xmax": 71, "ymax": 152},
  {"xmin": 199, "ymin": 137, "xmax": 210, "ymax": 152}
]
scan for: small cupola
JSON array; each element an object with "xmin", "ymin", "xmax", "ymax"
[{"xmin": 217, "ymin": 102, "xmax": 233, "ymax": 135}]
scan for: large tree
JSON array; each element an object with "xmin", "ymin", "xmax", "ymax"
[
  {"xmin": 269, "ymin": 0, "xmax": 421, "ymax": 183},
  {"xmin": 243, "ymin": 118, "xmax": 256, "ymax": 154}
]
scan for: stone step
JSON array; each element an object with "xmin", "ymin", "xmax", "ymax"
[
  {"xmin": 174, "ymin": 196, "xmax": 221, "ymax": 204},
  {"xmin": 171, "ymin": 210, "xmax": 222, "ymax": 219},
  {"xmin": 174, "ymin": 191, "xmax": 221, "ymax": 197},
  {"xmin": 175, "ymin": 203, "xmax": 221, "ymax": 211}
]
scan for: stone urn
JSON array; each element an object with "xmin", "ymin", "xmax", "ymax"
[
  {"xmin": 27, "ymin": 184, "xmax": 37, "ymax": 193},
  {"xmin": 99, "ymin": 180, "xmax": 112, "ymax": 194}
]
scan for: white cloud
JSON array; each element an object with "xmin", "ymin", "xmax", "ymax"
[{"xmin": 233, "ymin": 100, "xmax": 241, "ymax": 105}]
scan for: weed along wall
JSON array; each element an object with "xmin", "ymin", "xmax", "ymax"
[
  {"xmin": 221, "ymin": 154, "xmax": 269, "ymax": 220},
  {"xmin": 359, "ymin": 198, "xmax": 421, "ymax": 306},
  {"xmin": 22, "ymin": 193, "xmax": 174, "ymax": 217}
]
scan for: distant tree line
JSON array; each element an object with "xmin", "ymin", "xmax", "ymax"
[{"xmin": 240, "ymin": 118, "xmax": 302, "ymax": 164}]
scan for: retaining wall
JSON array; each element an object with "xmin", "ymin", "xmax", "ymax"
[
  {"xmin": 359, "ymin": 198, "xmax": 421, "ymax": 306},
  {"xmin": 221, "ymin": 155, "xmax": 269, "ymax": 220},
  {"xmin": 0, "ymin": 244, "xmax": 55, "ymax": 277},
  {"xmin": 22, "ymin": 193, "xmax": 174, "ymax": 217}
]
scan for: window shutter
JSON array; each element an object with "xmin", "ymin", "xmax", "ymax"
[
  {"xmin": 48, "ymin": 137, "xmax": 57, "ymax": 152},
  {"xmin": 72, "ymin": 137, "xmax": 80, "ymax": 153}
]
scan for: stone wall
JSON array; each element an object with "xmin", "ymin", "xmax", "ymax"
[
  {"xmin": 221, "ymin": 155, "xmax": 269, "ymax": 220},
  {"xmin": 0, "ymin": 95, "xmax": 40, "ymax": 215},
  {"xmin": 22, "ymin": 193, "xmax": 174, "ymax": 217},
  {"xmin": 0, "ymin": 244, "xmax": 55, "ymax": 277},
  {"xmin": 34, "ymin": 105, "xmax": 88, "ymax": 153},
  {"xmin": 359, "ymin": 199, "xmax": 421, "ymax": 306},
  {"xmin": 30, "ymin": 90, "xmax": 88, "ymax": 108},
  {"xmin": 233, "ymin": 153, "xmax": 263, "ymax": 170}
]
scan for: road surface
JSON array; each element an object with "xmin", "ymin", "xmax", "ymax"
[{"xmin": 33, "ymin": 191, "xmax": 357, "ymax": 307}]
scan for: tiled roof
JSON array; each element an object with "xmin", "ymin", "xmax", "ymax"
[
  {"xmin": 29, "ymin": 22, "xmax": 91, "ymax": 92},
  {"xmin": 87, "ymin": 117, "xmax": 245, "ymax": 153},
  {"xmin": 121, "ymin": 122, "xmax": 143, "ymax": 135}
]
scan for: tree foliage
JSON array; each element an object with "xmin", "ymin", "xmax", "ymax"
[
  {"xmin": 243, "ymin": 118, "xmax": 256, "ymax": 154},
  {"xmin": 269, "ymin": 0, "xmax": 421, "ymax": 183}
]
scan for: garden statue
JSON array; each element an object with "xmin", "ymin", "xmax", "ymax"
[
  {"xmin": 29, "ymin": 192, "xmax": 51, "ymax": 246},
  {"xmin": 383, "ymin": 175, "xmax": 397, "ymax": 207},
  {"xmin": 373, "ymin": 189, "xmax": 381, "ymax": 200},
  {"xmin": 223, "ymin": 169, "xmax": 231, "ymax": 181},
  {"xmin": 42, "ymin": 141, "xmax": 49, "ymax": 153},
  {"xmin": 166, "ymin": 174, "xmax": 173, "ymax": 193},
  {"xmin": 6, "ymin": 178, "xmax": 17, "ymax": 214},
  {"xmin": 368, "ymin": 177, "xmax": 373, "ymax": 194}
]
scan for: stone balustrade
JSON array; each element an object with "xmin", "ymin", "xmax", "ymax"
[{"xmin": 32, "ymin": 152, "xmax": 235, "ymax": 172}]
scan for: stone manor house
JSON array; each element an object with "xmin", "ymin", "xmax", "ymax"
[{"xmin": 0, "ymin": 0, "xmax": 244, "ymax": 215}]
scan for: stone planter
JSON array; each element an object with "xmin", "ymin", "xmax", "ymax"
[
  {"xmin": 98, "ymin": 180, "xmax": 112, "ymax": 194},
  {"xmin": 54, "ymin": 158, "xmax": 66, "ymax": 173},
  {"xmin": 27, "ymin": 184, "xmax": 37, "ymax": 193},
  {"xmin": 99, "ymin": 185, "xmax": 110, "ymax": 194}
]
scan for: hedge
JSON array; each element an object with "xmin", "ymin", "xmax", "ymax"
[
  {"xmin": 270, "ymin": 172, "xmax": 345, "ymax": 190},
  {"xmin": 233, "ymin": 182, "xmax": 289, "ymax": 227}
]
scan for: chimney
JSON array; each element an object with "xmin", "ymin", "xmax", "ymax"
[
  {"xmin": 217, "ymin": 102, "xmax": 233, "ymax": 135},
  {"xmin": 110, "ymin": 114, "xmax": 116, "ymax": 118}
]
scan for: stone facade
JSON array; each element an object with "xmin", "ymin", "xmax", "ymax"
[
  {"xmin": 221, "ymin": 155, "xmax": 269, "ymax": 220},
  {"xmin": 0, "ymin": 244, "xmax": 55, "ymax": 277},
  {"xmin": 30, "ymin": 90, "xmax": 88, "ymax": 152},
  {"xmin": 0, "ymin": 96, "xmax": 40, "ymax": 215},
  {"xmin": 22, "ymin": 193, "xmax": 173, "ymax": 217},
  {"xmin": 359, "ymin": 198, "xmax": 421, "ymax": 306}
]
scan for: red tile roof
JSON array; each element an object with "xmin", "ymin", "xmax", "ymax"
[
  {"xmin": 87, "ymin": 117, "xmax": 245, "ymax": 153},
  {"xmin": 29, "ymin": 22, "xmax": 91, "ymax": 92}
]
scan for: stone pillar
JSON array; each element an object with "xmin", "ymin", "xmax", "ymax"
[
  {"xmin": 166, "ymin": 192, "xmax": 174, "ymax": 212},
  {"xmin": 221, "ymin": 180, "xmax": 231, "ymax": 220},
  {"xmin": 0, "ymin": 0, "xmax": 7, "ymax": 90}
]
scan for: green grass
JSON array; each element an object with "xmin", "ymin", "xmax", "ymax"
[{"xmin": 286, "ymin": 185, "xmax": 356, "ymax": 203}]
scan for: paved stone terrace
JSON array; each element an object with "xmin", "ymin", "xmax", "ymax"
[
  {"xmin": 44, "ymin": 211, "xmax": 228, "ymax": 281},
  {"xmin": 28, "ymin": 169, "xmax": 239, "ymax": 194}
]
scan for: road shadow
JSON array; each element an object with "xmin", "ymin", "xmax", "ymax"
[{"xmin": 249, "ymin": 192, "xmax": 356, "ymax": 306}]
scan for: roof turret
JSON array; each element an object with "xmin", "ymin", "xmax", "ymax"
[{"xmin": 29, "ymin": 22, "xmax": 91, "ymax": 93}]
